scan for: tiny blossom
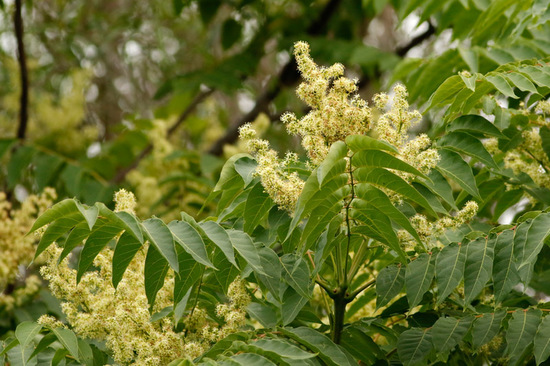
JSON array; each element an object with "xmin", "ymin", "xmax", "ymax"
[
  {"xmin": 0, "ymin": 188, "xmax": 56, "ymax": 310},
  {"xmin": 536, "ymin": 100, "xmax": 550, "ymax": 115},
  {"xmin": 114, "ymin": 189, "xmax": 137, "ymax": 214}
]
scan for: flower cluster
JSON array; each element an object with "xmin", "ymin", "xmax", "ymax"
[
  {"xmin": 240, "ymin": 42, "xmax": 438, "ymax": 212},
  {"xmin": 40, "ymin": 190, "xmax": 250, "ymax": 364},
  {"xmin": 398, "ymin": 201, "xmax": 479, "ymax": 250},
  {"xmin": 373, "ymin": 85, "xmax": 439, "ymax": 176},
  {"xmin": 484, "ymin": 102, "xmax": 550, "ymax": 198},
  {"xmin": 283, "ymin": 41, "xmax": 372, "ymax": 165},
  {"xmin": 239, "ymin": 124, "xmax": 305, "ymax": 211},
  {"xmin": 0, "ymin": 188, "xmax": 56, "ymax": 311}
]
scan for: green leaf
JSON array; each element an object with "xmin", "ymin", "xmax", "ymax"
[
  {"xmin": 7, "ymin": 145, "xmax": 35, "ymax": 189},
  {"xmin": 96, "ymin": 204, "xmax": 143, "ymax": 243},
  {"xmin": 431, "ymin": 316, "xmax": 473, "ymax": 353},
  {"xmin": 214, "ymin": 153, "xmax": 248, "ymax": 192},
  {"xmin": 174, "ymin": 247, "xmax": 202, "ymax": 305},
  {"xmin": 534, "ymin": 315, "xmax": 550, "ymax": 365},
  {"xmin": 280, "ymin": 327, "xmax": 354, "ymax": 366},
  {"xmin": 397, "ymin": 328, "xmax": 432, "ymax": 366},
  {"xmin": 112, "ymin": 231, "xmax": 143, "ymax": 288},
  {"xmin": 438, "ymin": 131, "xmax": 499, "ymax": 170},
  {"xmin": 422, "ymin": 169, "xmax": 457, "ymax": 210},
  {"xmin": 405, "ymin": 253, "xmax": 435, "ymax": 308},
  {"xmin": 221, "ymin": 19, "xmax": 242, "ymax": 50},
  {"xmin": 464, "ymin": 236, "xmax": 494, "ymax": 304},
  {"xmin": 340, "ymin": 326, "xmax": 385, "ymax": 364},
  {"xmin": 435, "ymin": 149, "xmax": 480, "ymax": 199},
  {"xmin": 447, "ymin": 114, "xmax": 505, "ymax": 138},
  {"xmin": 350, "ymin": 205, "xmax": 406, "ymax": 262},
  {"xmin": 35, "ymin": 212, "xmax": 84, "ymax": 259},
  {"xmin": 27, "ymin": 333, "xmax": 56, "ymax": 362},
  {"xmin": 518, "ymin": 65, "xmax": 550, "ymax": 88},
  {"xmin": 486, "ymin": 74, "xmax": 518, "ymax": 98},
  {"xmin": 317, "ymin": 141, "xmax": 347, "ymax": 186},
  {"xmin": 0, "ymin": 138, "xmax": 16, "ymax": 158},
  {"xmin": 435, "ymin": 243, "xmax": 466, "ymax": 304},
  {"xmin": 234, "ymin": 156, "xmax": 258, "ymax": 188},
  {"xmin": 493, "ymin": 230, "xmax": 520, "ymax": 303},
  {"xmin": 230, "ymin": 353, "xmax": 277, "ymax": 365},
  {"xmin": 280, "ymin": 254, "xmax": 312, "ymax": 299},
  {"xmin": 506, "ymin": 309, "xmax": 542, "ymax": 360},
  {"xmin": 281, "ymin": 287, "xmax": 309, "ymax": 325},
  {"xmin": 227, "ymin": 229, "xmax": 269, "ymax": 276},
  {"xmin": 376, "ymin": 264, "xmax": 405, "ymax": 309},
  {"xmin": 244, "ymin": 182, "xmax": 274, "ymax": 234},
  {"xmin": 515, "ymin": 213, "xmax": 550, "ymax": 284},
  {"xmin": 144, "ymin": 243, "xmax": 170, "ymax": 309},
  {"xmin": 352, "ymin": 150, "xmax": 428, "ymax": 179},
  {"xmin": 169, "ymin": 220, "xmax": 214, "ymax": 268},
  {"xmin": 505, "ymin": 71, "xmax": 538, "ymax": 93},
  {"xmin": 59, "ymin": 222, "xmax": 90, "ymax": 263},
  {"xmin": 142, "ymin": 218, "xmax": 179, "ymax": 272},
  {"xmin": 15, "ymin": 322, "xmax": 41, "ymax": 349},
  {"xmin": 428, "ymin": 75, "xmax": 465, "ymax": 109},
  {"xmin": 52, "ymin": 328, "xmax": 80, "ymax": 362},
  {"xmin": 345, "ymin": 135, "xmax": 398, "ymax": 154},
  {"xmin": 251, "ymin": 339, "xmax": 316, "ymax": 360},
  {"xmin": 354, "ymin": 167, "xmax": 437, "ymax": 218},
  {"xmin": 472, "ymin": 310, "xmax": 506, "ymax": 349},
  {"xmin": 200, "ymin": 221, "xmax": 238, "ymax": 268},
  {"xmin": 29, "ymin": 199, "xmax": 78, "ymax": 234},
  {"xmin": 354, "ymin": 184, "xmax": 421, "ymax": 243},
  {"xmin": 75, "ymin": 201, "xmax": 99, "ymax": 230},
  {"xmin": 77, "ymin": 222, "xmax": 122, "ymax": 282}
]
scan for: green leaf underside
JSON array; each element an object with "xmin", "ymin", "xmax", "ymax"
[
  {"xmin": 397, "ymin": 328, "xmax": 432, "ymax": 366},
  {"xmin": 142, "ymin": 218, "xmax": 179, "ymax": 272},
  {"xmin": 112, "ymin": 231, "xmax": 143, "ymax": 288},
  {"xmin": 169, "ymin": 220, "xmax": 214, "ymax": 268},
  {"xmin": 435, "ymin": 243, "xmax": 465, "ymax": 304},
  {"xmin": 432, "ymin": 316, "xmax": 473, "ymax": 353},
  {"xmin": 464, "ymin": 236, "xmax": 494, "ymax": 304},
  {"xmin": 406, "ymin": 253, "xmax": 434, "ymax": 308},
  {"xmin": 472, "ymin": 310, "xmax": 506, "ymax": 349},
  {"xmin": 376, "ymin": 264, "xmax": 405, "ymax": 309},
  {"xmin": 354, "ymin": 167, "xmax": 437, "ymax": 218},
  {"xmin": 144, "ymin": 243, "xmax": 170, "ymax": 309}
]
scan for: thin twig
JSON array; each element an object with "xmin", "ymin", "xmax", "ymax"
[{"xmin": 14, "ymin": 0, "xmax": 28, "ymax": 140}]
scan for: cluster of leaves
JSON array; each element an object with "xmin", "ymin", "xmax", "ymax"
[{"xmin": 5, "ymin": 1, "xmax": 550, "ymax": 366}]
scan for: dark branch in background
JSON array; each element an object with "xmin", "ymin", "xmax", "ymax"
[
  {"xmin": 207, "ymin": 0, "xmax": 343, "ymax": 156},
  {"xmin": 209, "ymin": 20, "xmax": 436, "ymax": 156},
  {"xmin": 112, "ymin": 89, "xmax": 213, "ymax": 184},
  {"xmin": 112, "ymin": 0, "xmax": 343, "ymax": 179},
  {"xmin": 14, "ymin": 0, "xmax": 28, "ymax": 140}
]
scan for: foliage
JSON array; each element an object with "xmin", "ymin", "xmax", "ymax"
[{"xmin": 3, "ymin": 0, "xmax": 550, "ymax": 365}]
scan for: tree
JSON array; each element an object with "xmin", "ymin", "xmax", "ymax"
[{"xmin": 3, "ymin": 0, "xmax": 550, "ymax": 365}]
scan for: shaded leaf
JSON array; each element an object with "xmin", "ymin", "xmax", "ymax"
[
  {"xmin": 464, "ymin": 236, "xmax": 494, "ymax": 304},
  {"xmin": 435, "ymin": 149, "xmax": 480, "ymax": 198},
  {"xmin": 397, "ymin": 328, "xmax": 432, "ymax": 366},
  {"xmin": 169, "ymin": 220, "xmax": 214, "ymax": 268},
  {"xmin": 472, "ymin": 310, "xmax": 506, "ymax": 349},
  {"xmin": 406, "ymin": 253, "xmax": 435, "ymax": 308},
  {"xmin": 376, "ymin": 264, "xmax": 405, "ymax": 309},
  {"xmin": 435, "ymin": 243, "xmax": 465, "ymax": 304}
]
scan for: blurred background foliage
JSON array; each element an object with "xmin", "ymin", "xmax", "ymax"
[{"xmin": 2, "ymin": 0, "xmax": 550, "ymax": 363}]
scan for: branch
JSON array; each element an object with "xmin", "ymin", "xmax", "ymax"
[
  {"xmin": 207, "ymin": 0, "xmax": 344, "ymax": 156},
  {"xmin": 112, "ymin": 89, "xmax": 213, "ymax": 184},
  {"xmin": 14, "ymin": 0, "xmax": 28, "ymax": 140}
]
